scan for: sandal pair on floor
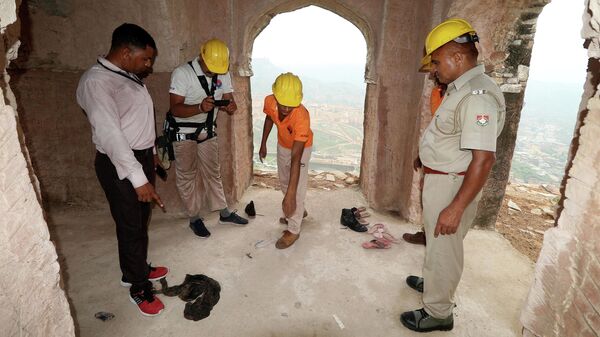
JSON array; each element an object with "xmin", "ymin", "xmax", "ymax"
[
  {"xmin": 362, "ymin": 238, "xmax": 393, "ymax": 249},
  {"xmin": 362, "ymin": 224, "xmax": 398, "ymax": 249},
  {"xmin": 352, "ymin": 207, "xmax": 370, "ymax": 225}
]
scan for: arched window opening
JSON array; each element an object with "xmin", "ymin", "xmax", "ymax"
[{"xmin": 250, "ymin": 5, "xmax": 367, "ymax": 176}]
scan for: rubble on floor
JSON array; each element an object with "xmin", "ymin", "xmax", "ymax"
[{"xmin": 495, "ymin": 182, "xmax": 560, "ymax": 262}]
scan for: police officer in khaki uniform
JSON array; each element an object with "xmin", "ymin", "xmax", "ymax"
[{"xmin": 400, "ymin": 19, "xmax": 506, "ymax": 332}]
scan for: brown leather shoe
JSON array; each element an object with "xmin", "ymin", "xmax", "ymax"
[
  {"xmin": 403, "ymin": 230, "xmax": 426, "ymax": 246},
  {"xmin": 275, "ymin": 230, "xmax": 300, "ymax": 249}
]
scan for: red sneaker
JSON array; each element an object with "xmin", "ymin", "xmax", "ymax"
[
  {"xmin": 147, "ymin": 265, "xmax": 169, "ymax": 281},
  {"xmin": 121, "ymin": 264, "xmax": 169, "ymax": 287},
  {"xmin": 129, "ymin": 289, "xmax": 164, "ymax": 316}
]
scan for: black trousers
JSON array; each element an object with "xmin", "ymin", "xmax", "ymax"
[{"xmin": 95, "ymin": 148, "xmax": 155, "ymax": 294}]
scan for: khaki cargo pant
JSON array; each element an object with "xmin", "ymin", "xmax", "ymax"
[
  {"xmin": 277, "ymin": 144, "xmax": 312, "ymax": 235},
  {"xmin": 422, "ymin": 173, "xmax": 481, "ymax": 319},
  {"xmin": 173, "ymin": 137, "xmax": 227, "ymax": 217}
]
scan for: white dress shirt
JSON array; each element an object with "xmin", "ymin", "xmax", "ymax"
[{"xmin": 76, "ymin": 57, "xmax": 155, "ymax": 188}]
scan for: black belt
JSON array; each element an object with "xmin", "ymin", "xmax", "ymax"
[
  {"xmin": 96, "ymin": 148, "xmax": 153, "ymax": 158},
  {"xmin": 132, "ymin": 148, "xmax": 153, "ymax": 156}
]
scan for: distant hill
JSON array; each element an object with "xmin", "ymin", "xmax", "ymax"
[
  {"xmin": 249, "ymin": 59, "xmax": 586, "ymax": 186},
  {"xmin": 520, "ymin": 79, "xmax": 583, "ymax": 145},
  {"xmin": 511, "ymin": 79, "xmax": 584, "ymax": 185},
  {"xmin": 250, "ymin": 58, "xmax": 366, "ymax": 107},
  {"xmin": 522, "ymin": 80, "xmax": 583, "ymax": 122}
]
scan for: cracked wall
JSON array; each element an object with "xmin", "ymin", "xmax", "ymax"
[
  {"xmin": 521, "ymin": 1, "xmax": 600, "ymax": 336},
  {"xmin": 0, "ymin": 0, "xmax": 75, "ymax": 336}
]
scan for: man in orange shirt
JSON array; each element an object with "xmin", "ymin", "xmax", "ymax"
[
  {"xmin": 403, "ymin": 61, "xmax": 447, "ymax": 246},
  {"xmin": 259, "ymin": 73, "xmax": 313, "ymax": 249}
]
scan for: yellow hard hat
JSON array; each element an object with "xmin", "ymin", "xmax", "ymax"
[
  {"xmin": 419, "ymin": 55, "xmax": 432, "ymax": 73},
  {"xmin": 272, "ymin": 72, "xmax": 303, "ymax": 107},
  {"xmin": 200, "ymin": 39, "xmax": 229, "ymax": 74},
  {"xmin": 421, "ymin": 18, "xmax": 478, "ymax": 67}
]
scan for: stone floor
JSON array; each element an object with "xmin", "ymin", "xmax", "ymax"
[{"xmin": 48, "ymin": 186, "xmax": 534, "ymax": 337}]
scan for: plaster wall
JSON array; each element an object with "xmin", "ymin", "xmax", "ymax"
[{"xmin": 11, "ymin": 0, "xmax": 245, "ymax": 210}]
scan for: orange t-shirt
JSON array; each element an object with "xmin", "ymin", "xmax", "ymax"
[
  {"xmin": 430, "ymin": 86, "xmax": 444, "ymax": 115},
  {"xmin": 263, "ymin": 95, "xmax": 313, "ymax": 149}
]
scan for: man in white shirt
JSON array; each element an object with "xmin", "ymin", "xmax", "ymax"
[
  {"xmin": 76, "ymin": 23, "xmax": 168, "ymax": 317},
  {"xmin": 169, "ymin": 38, "xmax": 248, "ymax": 238}
]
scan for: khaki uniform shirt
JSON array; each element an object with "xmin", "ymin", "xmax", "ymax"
[{"xmin": 419, "ymin": 64, "xmax": 506, "ymax": 173}]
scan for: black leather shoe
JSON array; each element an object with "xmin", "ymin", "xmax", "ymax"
[
  {"xmin": 400, "ymin": 308, "xmax": 453, "ymax": 332},
  {"xmin": 340, "ymin": 208, "xmax": 367, "ymax": 232},
  {"xmin": 406, "ymin": 275, "xmax": 424, "ymax": 293}
]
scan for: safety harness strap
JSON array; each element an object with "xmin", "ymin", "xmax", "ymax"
[{"xmin": 188, "ymin": 61, "xmax": 218, "ymax": 139}]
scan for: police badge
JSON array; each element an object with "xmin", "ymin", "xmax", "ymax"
[{"xmin": 476, "ymin": 114, "xmax": 489, "ymax": 126}]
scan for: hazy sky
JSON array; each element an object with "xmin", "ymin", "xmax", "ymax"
[
  {"xmin": 528, "ymin": 0, "xmax": 587, "ymax": 85},
  {"xmin": 252, "ymin": 6, "xmax": 367, "ymax": 67},
  {"xmin": 252, "ymin": 1, "xmax": 587, "ymax": 85}
]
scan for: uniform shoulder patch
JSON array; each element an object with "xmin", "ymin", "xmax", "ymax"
[{"xmin": 476, "ymin": 114, "xmax": 489, "ymax": 126}]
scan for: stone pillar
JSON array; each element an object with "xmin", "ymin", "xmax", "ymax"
[
  {"xmin": 473, "ymin": 3, "xmax": 548, "ymax": 229},
  {"xmin": 360, "ymin": 0, "xmax": 433, "ymax": 215}
]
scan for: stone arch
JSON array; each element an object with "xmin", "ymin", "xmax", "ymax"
[{"xmin": 238, "ymin": 1, "xmax": 376, "ymax": 83}]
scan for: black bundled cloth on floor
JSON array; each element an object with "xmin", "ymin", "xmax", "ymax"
[
  {"xmin": 245, "ymin": 200, "xmax": 256, "ymax": 217},
  {"xmin": 155, "ymin": 274, "xmax": 221, "ymax": 321}
]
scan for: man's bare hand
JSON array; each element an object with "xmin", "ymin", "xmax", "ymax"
[
  {"xmin": 434, "ymin": 203, "xmax": 464, "ymax": 237},
  {"xmin": 135, "ymin": 182, "xmax": 164, "ymax": 210},
  {"xmin": 282, "ymin": 193, "xmax": 296, "ymax": 218},
  {"xmin": 259, "ymin": 145, "xmax": 267, "ymax": 163},
  {"xmin": 413, "ymin": 156, "xmax": 423, "ymax": 171},
  {"xmin": 222, "ymin": 100, "xmax": 237, "ymax": 114},
  {"xmin": 200, "ymin": 96, "xmax": 215, "ymax": 113}
]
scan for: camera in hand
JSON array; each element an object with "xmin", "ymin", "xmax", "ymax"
[{"xmin": 213, "ymin": 99, "xmax": 230, "ymax": 107}]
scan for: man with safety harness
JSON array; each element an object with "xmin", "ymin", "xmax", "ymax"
[
  {"xmin": 169, "ymin": 38, "xmax": 248, "ymax": 238},
  {"xmin": 400, "ymin": 19, "xmax": 505, "ymax": 332}
]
